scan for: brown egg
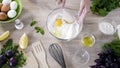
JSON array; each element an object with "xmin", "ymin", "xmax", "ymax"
[
  {"xmin": 0, "ymin": 3, "xmax": 3, "ymax": 11},
  {"xmin": 1, "ymin": 4, "xmax": 10, "ymax": 13},
  {"xmin": 0, "ymin": 12, "xmax": 8, "ymax": 20}
]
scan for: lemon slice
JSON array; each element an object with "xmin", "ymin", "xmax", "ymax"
[
  {"xmin": 55, "ymin": 19, "xmax": 62, "ymax": 27},
  {"xmin": 19, "ymin": 33, "xmax": 28, "ymax": 50},
  {"xmin": 0, "ymin": 31, "xmax": 10, "ymax": 41}
]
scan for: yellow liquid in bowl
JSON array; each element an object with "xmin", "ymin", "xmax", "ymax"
[{"xmin": 81, "ymin": 36, "xmax": 95, "ymax": 47}]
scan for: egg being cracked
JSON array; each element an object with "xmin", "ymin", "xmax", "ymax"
[
  {"xmin": 7, "ymin": 10, "xmax": 17, "ymax": 18},
  {"xmin": 10, "ymin": 1, "xmax": 18, "ymax": 10},
  {"xmin": 2, "ymin": 0, "xmax": 11, "ymax": 5}
]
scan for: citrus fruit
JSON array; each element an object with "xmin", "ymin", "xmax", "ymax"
[
  {"xmin": 0, "ymin": 31, "xmax": 10, "ymax": 41},
  {"xmin": 19, "ymin": 33, "xmax": 28, "ymax": 50}
]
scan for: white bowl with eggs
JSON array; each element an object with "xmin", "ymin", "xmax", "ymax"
[
  {"xmin": 0, "ymin": 0, "xmax": 22, "ymax": 23},
  {"xmin": 46, "ymin": 8, "xmax": 83, "ymax": 41}
]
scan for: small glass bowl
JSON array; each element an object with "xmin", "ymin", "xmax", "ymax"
[{"xmin": 80, "ymin": 33, "xmax": 95, "ymax": 47}]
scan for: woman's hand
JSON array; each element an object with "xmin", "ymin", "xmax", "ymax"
[
  {"xmin": 78, "ymin": 0, "xmax": 91, "ymax": 23},
  {"xmin": 56, "ymin": 0, "xmax": 66, "ymax": 8}
]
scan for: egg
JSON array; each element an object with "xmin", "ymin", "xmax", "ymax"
[
  {"xmin": 0, "ymin": 12, "xmax": 8, "ymax": 20},
  {"xmin": 1, "ymin": 4, "xmax": 10, "ymax": 13},
  {"xmin": 0, "ymin": 3, "xmax": 3, "ymax": 10},
  {"xmin": 7, "ymin": 10, "xmax": 17, "ymax": 18},
  {"xmin": 2, "ymin": 0, "xmax": 11, "ymax": 5},
  {"xmin": 10, "ymin": 1, "xmax": 18, "ymax": 10}
]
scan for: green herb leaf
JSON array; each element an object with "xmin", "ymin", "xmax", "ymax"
[
  {"xmin": 40, "ymin": 29, "xmax": 45, "ymax": 35},
  {"xmin": 35, "ymin": 26, "xmax": 45, "ymax": 35},
  {"xmin": 3, "ymin": 39, "xmax": 13, "ymax": 47},
  {"xmin": 30, "ymin": 21, "xmax": 37, "ymax": 26},
  {"xmin": 35, "ymin": 26, "xmax": 41, "ymax": 30},
  {"xmin": 102, "ymin": 38, "xmax": 120, "ymax": 57},
  {"xmin": 0, "ymin": 39, "xmax": 26, "ymax": 68},
  {"xmin": 91, "ymin": 0, "xmax": 120, "ymax": 16}
]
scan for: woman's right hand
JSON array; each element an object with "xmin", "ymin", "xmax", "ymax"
[
  {"xmin": 56, "ymin": 0, "xmax": 66, "ymax": 8},
  {"xmin": 78, "ymin": 0, "xmax": 91, "ymax": 23}
]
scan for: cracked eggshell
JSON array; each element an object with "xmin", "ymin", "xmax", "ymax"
[
  {"xmin": 7, "ymin": 10, "xmax": 17, "ymax": 18},
  {"xmin": 2, "ymin": 0, "xmax": 11, "ymax": 5},
  {"xmin": 10, "ymin": 1, "xmax": 18, "ymax": 10}
]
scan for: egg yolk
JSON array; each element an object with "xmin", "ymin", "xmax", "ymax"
[{"xmin": 55, "ymin": 19, "xmax": 62, "ymax": 27}]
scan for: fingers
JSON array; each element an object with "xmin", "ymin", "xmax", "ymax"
[
  {"xmin": 78, "ymin": 0, "xmax": 91, "ymax": 17},
  {"xmin": 56, "ymin": 0, "xmax": 66, "ymax": 8},
  {"xmin": 56, "ymin": 0, "xmax": 62, "ymax": 4},
  {"xmin": 78, "ymin": 0, "xmax": 85, "ymax": 17},
  {"xmin": 86, "ymin": 0, "xmax": 91, "ymax": 12},
  {"xmin": 78, "ymin": 6, "xmax": 88, "ymax": 24},
  {"xmin": 61, "ymin": 0, "xmax": 65, "ymax": 8},
  {"xmin": 77, "ymin": 0, "xmax": 91, "ymax": 24},
  {"xmin": 81, "ymin": 7, "xmax": 88, "ymax": 21}
]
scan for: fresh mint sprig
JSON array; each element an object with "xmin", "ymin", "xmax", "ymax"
[
  {"xmin": 35, "ymin": 26, "xmax": 45, "ymax": 35},
  {"xmin": 30, "ymin": 21, "xmax": 37, "ymax": 26},
  {"xmin": 30, "ymin": 20, "xmax": 45, "ymax": 35}
]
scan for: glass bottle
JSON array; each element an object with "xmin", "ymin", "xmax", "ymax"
[{"xmin": 15, "ymin": 19, "xmax": 24, "ymax": 30}]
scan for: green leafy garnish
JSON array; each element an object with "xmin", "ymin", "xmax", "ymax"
[
  {"xmin": 30, "ymin": 20, "xmax": 45, "ymax": 35},
  {"xmin": 35, "ymin": 26, "xmax": 45, "ymax": 35},
  {"xmin": 102, "ymin": 38, "xmax": 120, "ymax": 57},
  {"xmin": 0, "ymin": 39, "xmax": 26, "ymax": 68},
  {"xmin": 30, "ymin": 21, "xmax": 37, "ymax": 26},
  {"xmin": 91, "ymin": 0, "xmax": 120, "ymax": 16}
]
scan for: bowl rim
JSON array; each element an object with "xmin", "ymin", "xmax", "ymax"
[
  {"xmin": 0, "ymin": 0, "xmax": 22, "ymax": 24},
  {"xmin": 46, "ymin": 8, "xmax": 83, "ymax": 41}
]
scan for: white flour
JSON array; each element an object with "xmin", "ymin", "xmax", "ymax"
[
  {"xmin": 99, "ymin": 22, "xmax": 115, "ymax": 35},
  {"xmin": 47, "ymin": 10, "xmax": 81, "ymax": 40}
]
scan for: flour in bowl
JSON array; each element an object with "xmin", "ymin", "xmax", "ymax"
[{"xmin": 47, "ymin": 10, "xmax": 81, "ymax": 40}]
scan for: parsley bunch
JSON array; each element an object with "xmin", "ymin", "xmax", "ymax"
[
  {"xmin": 103, "ymin": 38, "xmax": 120, "ymax": 57},
  {"xmin": 0, "ymin": 39, "xmax": 26, "ymax": 68},
  {"xmin": 91, "ymin": 0, "xmax": 120, "ymax": 16}
]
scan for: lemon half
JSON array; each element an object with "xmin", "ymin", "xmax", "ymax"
[
  {"xmin": 0, "ymin": 31, "xmax": 10, "ymax": 41},
  {"xmin": 19, "ymin": 33, "xmax": 28, "ymax": 50}
]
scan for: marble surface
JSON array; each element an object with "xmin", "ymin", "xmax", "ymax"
[{"xmin": 0, "ymin": 0, "xmax": 120, "ymax": 68}]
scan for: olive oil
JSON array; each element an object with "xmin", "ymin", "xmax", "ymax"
[{"xmin": 81, "ymin": 35, "xmax": 95, "ymax": 47}]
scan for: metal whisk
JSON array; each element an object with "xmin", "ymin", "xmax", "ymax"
[{"xmin": 49, "ymin": 43, "xmax": 66, "ymax": 68}]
